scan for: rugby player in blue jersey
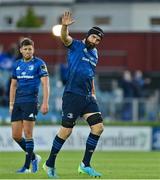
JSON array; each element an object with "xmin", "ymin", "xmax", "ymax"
[
  {"xmin": 9, "ymin": 38, "xmax": 49, "ymax": 173},
  {"xmin": 43, "ymin": 11, "xmax": 104, "ymax": 178}
]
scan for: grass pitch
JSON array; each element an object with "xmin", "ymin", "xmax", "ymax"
[{"xmin": 0, "ymin": 151, "xmax": 160, "ymax": 179}]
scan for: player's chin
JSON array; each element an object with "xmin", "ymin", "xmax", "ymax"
[
  {"xmin": 25, "ymin": 55, "xmax": 32, "ymax": 60},
  {"xmin": 87, "ymin": 43, "xmax": 96, "ymax": 49},
  {"xmin": 88, "ymin": 45, "xmax": 95, "ymax": 49}
]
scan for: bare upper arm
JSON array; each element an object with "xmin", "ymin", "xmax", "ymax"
[{"xmin": 11, "ymin": 79, "xmax": 17, "ymax": 87}]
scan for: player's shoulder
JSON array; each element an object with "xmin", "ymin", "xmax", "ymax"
[
  {"xmin": 73, "ymin": 39, "xmax": 83, "ymax": 45},
  {"xmin": 33, "ymin": 56, "xmax": 46, "ymax": 65},
  {"xmin": 69, "ymin": 39, "xmax": 83, "ymax": 47},
  {"xmin": 12, "ymin": 58, "xmax": 23, "ymax": 67}
]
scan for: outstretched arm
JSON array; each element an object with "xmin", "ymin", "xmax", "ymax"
[{"xmin": 61, "ymin": 11, "xmax": 75, "ymax": 46}]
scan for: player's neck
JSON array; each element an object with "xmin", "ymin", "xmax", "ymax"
[{"xmin": 23, "ymin": 56, "xmax": 33, "ymax": 62}]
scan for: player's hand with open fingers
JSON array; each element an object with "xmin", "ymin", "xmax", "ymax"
[
  {"xmin": 62, "ymin": 11, "xmax": 75, "ymax": 26},
  {"xmin": 41, "ymin": 103, "xmax": 49, "ymax": 115}
]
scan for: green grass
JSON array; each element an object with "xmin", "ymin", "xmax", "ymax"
[{"xmin": 0, "ymin": 151, "xmax": 160, "ymax": 179}]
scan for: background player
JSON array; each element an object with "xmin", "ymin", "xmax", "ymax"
[
  {"xmin": 43, "ymin": 11, "xmax": 104, "ymax": 178},
  {"xmin": 9, "ymin": 38, "xmax": 49, "ymax": 173}
]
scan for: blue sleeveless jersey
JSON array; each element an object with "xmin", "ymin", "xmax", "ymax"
[
  {"xmin": 64, "ymin": 39, "xmax": 98, "ymax": 96},
  {"xmin": 12, "ymin": 56, "xmax": 48, "ymax": 103}
]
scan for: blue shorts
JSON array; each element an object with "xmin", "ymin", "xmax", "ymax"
[
  {"xmin": 11, "ymin": 103, "xmax": 39, "ymax": 122},
  {"xmin": 62, "ymin": 92, "xmax": 100, "ymax": 122}
]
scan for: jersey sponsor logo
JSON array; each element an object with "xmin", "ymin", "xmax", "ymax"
[
  {"xmin": 82, "ymin": 48, "xmax": 97, "ymax": 66},
  {"xmin": 17, "ymin": 75, "xmax": 34, "ymax": 79},
  {"xmin": 28, "ymin": 65, "xmax": 34, "ymax": 71},
  {"xmin": 17, "ymin": 71, "xmax": 34, "ymax": 79}
]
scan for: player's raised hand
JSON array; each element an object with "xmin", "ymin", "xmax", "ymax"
[{"xmin": 62, "ymin": 11, "xmax": 75, "ymax": 26}]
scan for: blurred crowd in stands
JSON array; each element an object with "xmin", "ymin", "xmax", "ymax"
[
  {"xmin": 119, "ymin": 70, "xmax": 151, "ymax": 121},
  {"xmin": 0, "ymin": 37, "xmax": 23, "ymax": 105}
]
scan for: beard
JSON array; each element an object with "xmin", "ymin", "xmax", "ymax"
[{"xmin": 85, "ymin": 38, "xmax": 95, "ymax": 49}]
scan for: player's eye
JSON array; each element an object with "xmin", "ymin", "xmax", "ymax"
[
  {"xmin": 96, "ymin": 39, "xmax": 100, "ymax": 43},
  {"xmin": 23, "ymin": 47, "xmax": 32, "ymax": 51}
]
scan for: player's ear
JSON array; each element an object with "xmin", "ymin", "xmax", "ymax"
[{"xmin": 20, "ymin": 47, "xmax": 23, "ymax": 53}]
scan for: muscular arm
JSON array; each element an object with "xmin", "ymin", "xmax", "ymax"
[
  {"xmin": 40, "ymin": 76, "xmax": 50, "ymax": 114},
  {"xmin": 60, "ymin": 11, "xmax": 75, "ymax": 46},
  {"xmin": 9, "ymin": 79, "xmax": 17, "ymax": 112},
  {"xmin": 61, "ymin": 25, "xmax": 72, "ymax": 46}
]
